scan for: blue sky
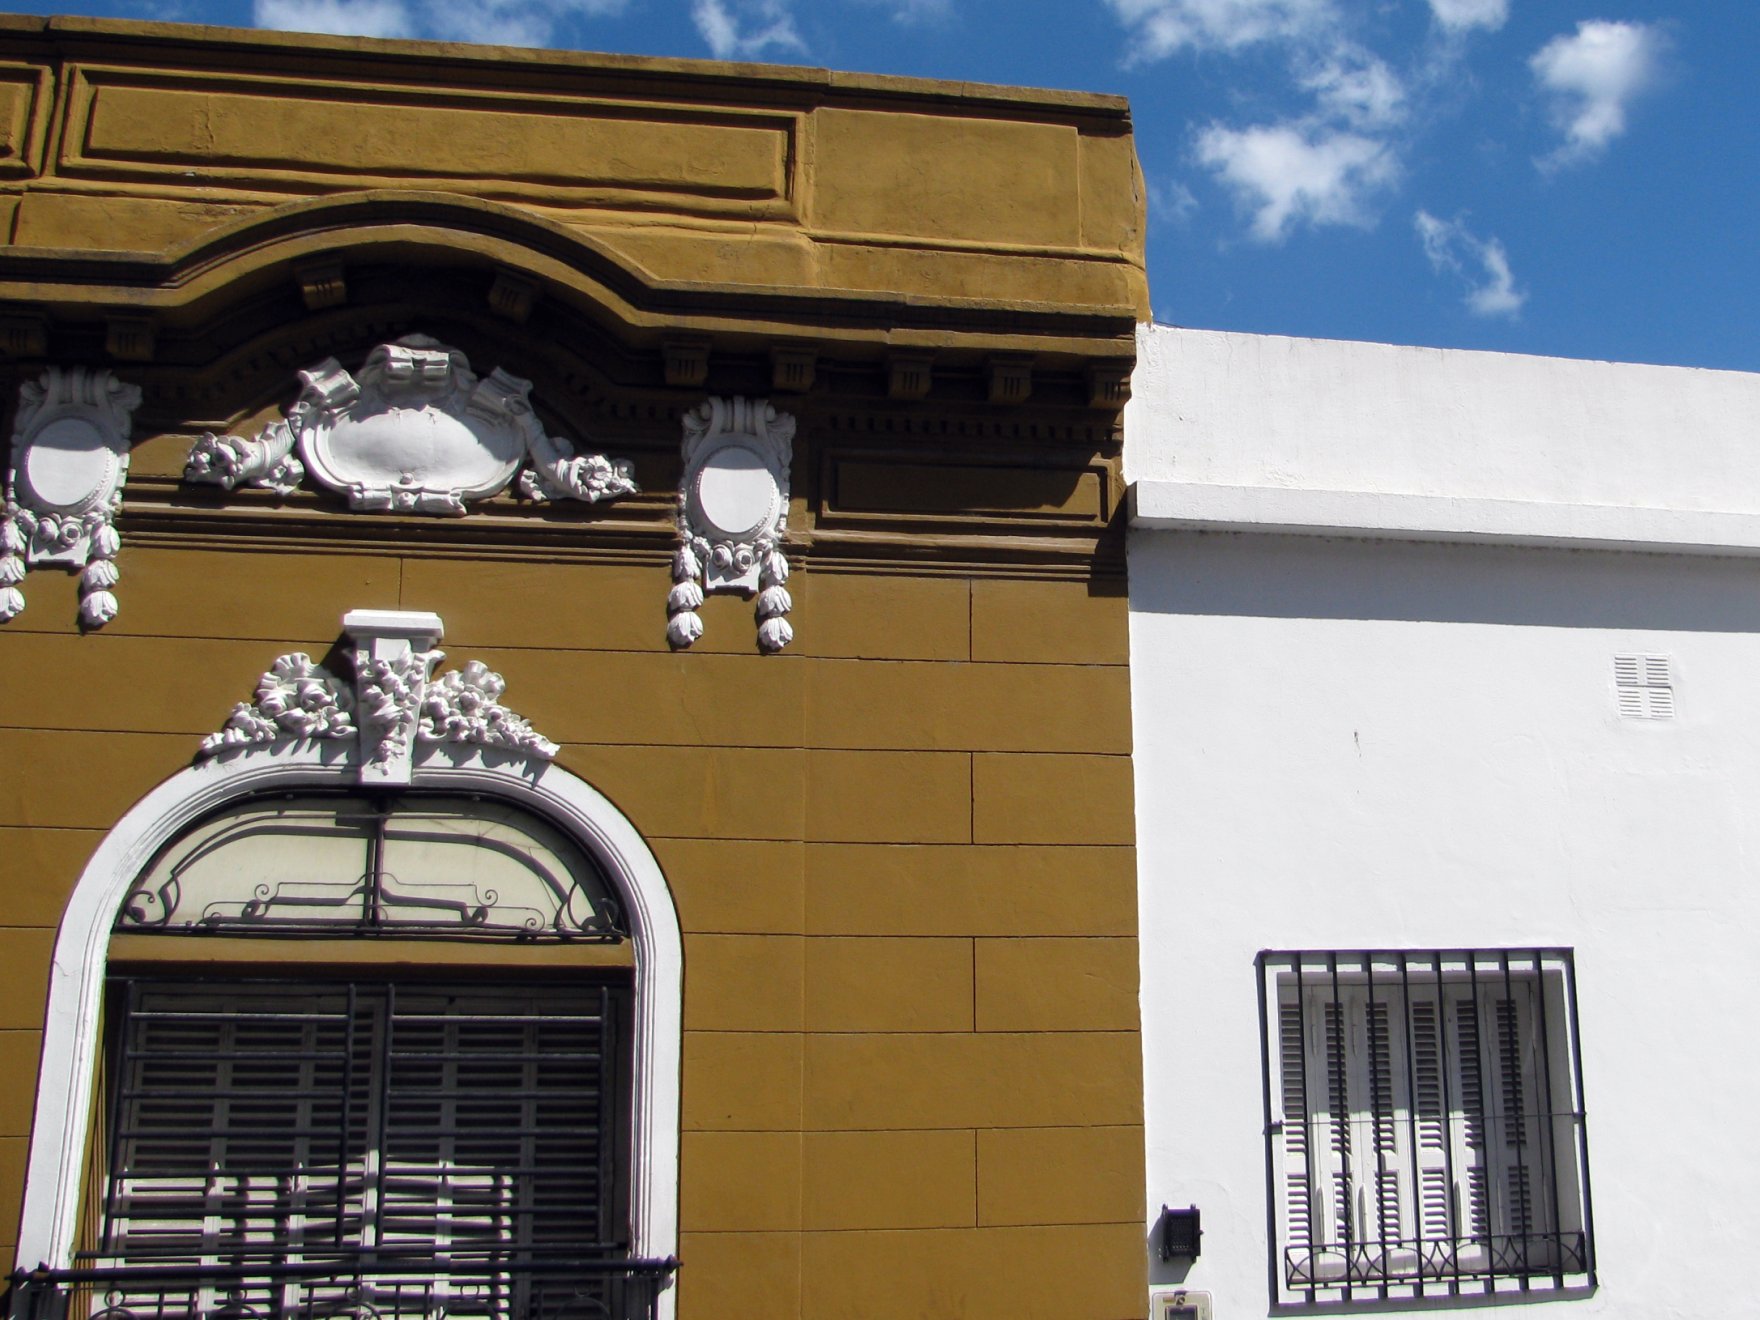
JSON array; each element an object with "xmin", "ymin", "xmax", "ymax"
[{"xmin": 13, "ymin": 0, "xmax": 1754, "ymax": 371}]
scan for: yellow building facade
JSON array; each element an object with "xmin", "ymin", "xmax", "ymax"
[{"xmin": 0, "ymin": 15, "xmax": 1148, "ymax": 1320}]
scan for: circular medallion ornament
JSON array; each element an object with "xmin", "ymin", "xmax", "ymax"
[
  {"xmin": 669, "ymin": 396, "xmax": 797, "ymax": 652},
  {"xmin": 689, "ymin": 441, "xmax": 782, "ymax": 542},
  {"xmin": 18, "ymin": 414, "xmax": 119, "ymax": 513}
]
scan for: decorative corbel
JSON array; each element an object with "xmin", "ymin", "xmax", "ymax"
[
  {"xmin": 668, "ymin": 397, "xmax": 795, "ymax": 653},
  {"xmin": 344, "ymin": 610, "xmax": 445, "ymax": 786},
  {"xmin": 1087, "ymin": 361, "xmax": 1133, "ymax": 410},
  {"xmin": 296, "ymin": 261, "xmax": 347, "ymax": 311},
  {"xmin": 105, "ymin": 319, "xmax": 154, "ymax": 364},
  {"xmin": 770, "ymin": 347, "xmax": 816, "ymax": 394},
  {"xmin": 663, "ymin": 338, "xmax": 711, "ymax": 390},
  {"xmin": 1, "ymin": 366, "xmax": 142, "ymax": 628},
  {"xmin": 0, "ymin": 316, "xmax": 47, "ymax": 359},
  {"xmin": 887, "ymin": 352, "xmax": 933, "ymax": 401},
  {"xmin": 987, "ymin": 355, "xmax": 1033, "ymax": 405},
  {"xmin": 488, "ymin": 270, "xmax": 538, "ymax": 323}
]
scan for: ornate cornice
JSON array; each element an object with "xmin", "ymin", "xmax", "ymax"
[{"xmin": 0, "ymin": 193, "xmax": 1139, "ymax": 371}]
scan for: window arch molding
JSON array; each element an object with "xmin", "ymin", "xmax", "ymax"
[{"xmin": 15, "ymin": 741, "xmax": 683, "ymax": 1313}]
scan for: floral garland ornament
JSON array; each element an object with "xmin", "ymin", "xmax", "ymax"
[
  {"xmin": 419, "ymin": 660, "xmax": 559, "ymax": 757},
  {"xmin": 200, "ymin": 653, "xmax": 356, "ymax": 753},
  {"xmin": 669, "ymin": 396, "xmax": 795, "ymax": 652},
  {"xmin": 1, "ymin": 366, "xmax": 142, "ymax": 628},
  {"xmin": 196, "ymin": 610, "xmax": 559, "ymax": 786},
  {"xmin": 184, "ymin": 335, "xmax": 638, "ymax": 515}
]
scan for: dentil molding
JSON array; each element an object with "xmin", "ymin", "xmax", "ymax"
[
  {"xmin": 184, "ymin": 335, "xmax": 638, "ymax": 515},
  {"xmin": 201, "ymin": 609, "xmax": 558, "ymax": 783},
  {"xmin": 667, "ymin": 396, "xmax": 795, "ymax": 653},
  {"xmin": 1, "ymin": 366, "xmax": 143, "ymax": 628}
]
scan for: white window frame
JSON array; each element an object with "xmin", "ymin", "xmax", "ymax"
[
  {"xmin": 1258, "ymin": 949, "xmax": 1594, "ymax": 1308},
  {"xmin": 16, "ymin": 744, "xmax": 683, "ymax": 1320}
]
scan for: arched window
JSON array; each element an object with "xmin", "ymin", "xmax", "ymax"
[
  {"xmin": 14, "ymin": 620, "xmax": 682, "ymax": 1320},
  {"xmin": 119, "ymin": 794, "xmax": 624, "ymax": 940}
]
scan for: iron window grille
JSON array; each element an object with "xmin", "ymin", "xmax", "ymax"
[
  {"xmin": 1258, "ymin": 949, "xmax": 1594, "ymax": 1308},
  {"xmin": 23, "ymin": 974, "xmax": 670, "ymax": 1320}
]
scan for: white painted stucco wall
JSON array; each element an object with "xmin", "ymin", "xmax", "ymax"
[
  {"xmin": 1128, "ymin": 326, "xmax": 1760, "ymax": 512},
  {"xmin": 1129, "ymin": 325, "xmax": 1760, "ymax": 1319}
]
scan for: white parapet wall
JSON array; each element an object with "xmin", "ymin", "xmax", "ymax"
[{"xmin": 1128, "ymin": 324, "xmax": 1760, "ymax": 1318}]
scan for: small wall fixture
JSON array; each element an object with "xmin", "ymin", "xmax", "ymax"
[{"xmin": 1158, "ymin": 1205, "xmax": 1202, "ymax": 1262}]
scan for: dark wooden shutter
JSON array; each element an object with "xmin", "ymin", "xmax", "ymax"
[{"xmin": 103, "ymin": 978, "xmax": 624, "ymax": 1271}]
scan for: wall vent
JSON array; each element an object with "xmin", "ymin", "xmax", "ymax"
[{"xmin": 1614, "ymin": 653, "xmax": 1674, "ymax": 720}]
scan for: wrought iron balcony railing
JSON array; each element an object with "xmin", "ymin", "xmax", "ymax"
[{"xmin": 5, "ymin": 1251, "xmax": 680, "ymax": 1320}]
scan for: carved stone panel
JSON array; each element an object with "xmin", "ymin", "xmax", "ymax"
[
  {"xmin": 668, "ymin": 396, "xmax": 795, "ymax": 653},
  {"xmin": 1, "ymin": 366, "xmax": 142, "ymax": 628},
  {"xmin": 185, "ymin": 335, "xmax": 637, "ymax": 515}
]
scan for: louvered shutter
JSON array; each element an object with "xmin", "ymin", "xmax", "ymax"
[
  {"xmin": 102, "ymin": 978, "xmax": 624, "ymax": 1317},
  {"xmin": 1317, "ymin": 986, "xmax": 1418, "ymax": 1280},
  {"xmin": 1407, "ymin": 997, "xmax": 1454, "ymax": 1270},
  {"xmin": 106, "ymin": 985, "xmax": 364, "ymax": 1260},
  {"xmin": 1275, "ymin": 985, "xmax": 1363, "ymax": 1286},
  {"xmin": 1483, "ymin": 981, "xmax": 1554, "ymax": 1271},
  {"xmin": 1449, "ymin": 990, "xmax": 1493, "ymax": 1268},
  {"xmin": 1276, "ymin": 997, "xmax": 1317, "ymax": 1285},
  {"xmin": 1361, "ymin": 991, "xmax": 1415, "ymax": 1275},
  {"xmin": 1321, "ymin": 997, "xmax": 1354, "ymax": 1261}
]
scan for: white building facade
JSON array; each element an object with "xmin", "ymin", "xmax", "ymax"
[{"xmin": 1129, "ymin": 325, "xmax": 1760, "ymax": 1318}]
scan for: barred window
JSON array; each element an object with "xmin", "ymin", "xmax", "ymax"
[{"xmin": 1259, "ymin": 950, "xmax": 1594, "ymax": 1307}]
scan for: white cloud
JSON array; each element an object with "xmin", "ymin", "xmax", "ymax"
[
  {"xmin": 253, "ymin": 0, "xmax": 415, "ymax": 38},
  {"xmin": 255, "ymin": 0, "xmax": 627, "ymax": 46},
  {"xmin": 852, "ymin": 0, "xmax": 953, "ymax": 23},
  {"xmin": 1426, "ymin": 0, "xmax": 1507, "ymax": 33},
  {"xmin": 1147, "ymin": 177, "xmax": 1200, "ymax": 225},
  {"xmin": 1415, "ymin": 210, "xmax": 1525, "ymax": 317},
  {"xmin": 691, "ymin": 0, "xmax": 807, "ymax": 60},
  {"xmin": 1530, "ymin": 19, "xmax": 1664, "ymax": 169},
  {"xmin": 1105, "ymin": 0, "xmax": 1336, "ymax": 61},
  {"xmin": 1299, "ymin": 46, "xmax": 1405, "ymax": 129},
  {"xmin": 1196, "ymin": 121, "xmax": 1397, "ymax": 241}
]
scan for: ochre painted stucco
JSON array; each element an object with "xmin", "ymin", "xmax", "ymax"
[
  {"xmin": 0, "ymin": 18, "xmax": 1145, "ymax": 1318},
  {"xmin": 0, "ymin": 15, "xmax": 1147, "ymax": 327}
]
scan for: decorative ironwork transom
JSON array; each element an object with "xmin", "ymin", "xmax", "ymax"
[{"xmin": 117, "ymin": 795, "xmax": 624, "ymax": 941}]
